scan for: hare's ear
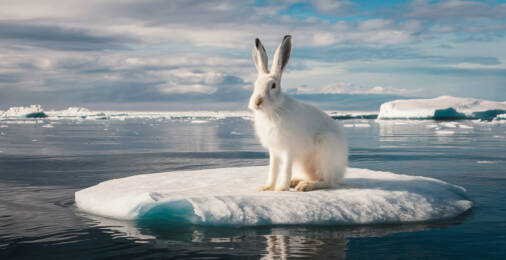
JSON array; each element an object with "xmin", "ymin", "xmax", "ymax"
[
  {"xmin": 252, "ymin": 38, "xmax": 268, "ymax": 74},
  {"xmin": 271, "ymin": 35, "xmax": 292, "ymax": 76}
]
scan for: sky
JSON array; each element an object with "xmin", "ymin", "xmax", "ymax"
[{"xmin": 0, "ymin": 0, "xmax": 505, "ymax": 110}]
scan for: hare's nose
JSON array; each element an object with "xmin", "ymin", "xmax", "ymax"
[{"xmin": 255, "ymin": 97, "xmax": 263, "ymax": 107}]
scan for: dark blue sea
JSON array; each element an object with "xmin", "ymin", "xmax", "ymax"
[{"xmin": 0, "ymin": 116, "xmax": 505, "ymax": 259}]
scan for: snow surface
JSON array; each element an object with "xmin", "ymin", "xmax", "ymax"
[
  {"xmin": 75, "ymin": 166, "xmax": 472, "ymax": 226},
  {"xmin": 378, "ymin": 96, "xmax": 506, "ymax": 120}
]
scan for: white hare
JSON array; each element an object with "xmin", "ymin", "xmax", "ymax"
[{"xmin": 249, "ymin": 35, "xmax": 348, "ymax": 192}]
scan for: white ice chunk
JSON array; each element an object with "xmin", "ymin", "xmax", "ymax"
[
  {"xmin": 75, "ymin": 166, "xmax": 472, "ymax": 226},
  {"xmin": 436, "ymin": 130, "xmax": 455, "ymax": 135},
  {"xmin": 476, "ymin": 161, "xmax": 496, "ymax": 164},
  {"xmin": 343, "ymin": 123, "xmax": 371, "ymax": 128},
  {"xmin": 378, "ymin": 96, "xmax": 506, "ymax": 120},
  {"xmin": 440, "ymin": 122, "xmax": 457, "ymax": 128},
  {"xmin": 190, "ymin": 120, "xmax": 208, "ymax": 124},
  {"xmin": 0, "ymin": 105, "xmax": 47, "ymax": 118},
  {"xmin": 457, "ymin": 124, "xmax": 473, "ymax": 129}
]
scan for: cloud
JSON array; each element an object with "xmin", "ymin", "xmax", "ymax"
[
  {"xmin": 0, "ymin": 0, "xmax": 506, "ymax": 108},
  {"xmin": 294, "ymin": 82, "xmax": 420, "ymax": 95},
  {"xmin": 402, "ymin": 0, "xmax": 506, "ymax": 20},
  {"xmin": 350, "ymin": 66, "xmax": 506, "ymax": 77},
  {"xmin": 294, "ymin": 46, "xmax": 501, "ymax": 65},
  {"xmin": 312, "ymin": 0, "xmax": 358, "ymax": 16},
  {"xmin": 0, "ymin": 48, "xmax": 253, "ymax": 106},
  {"xmin": 0, "ymin": 72, "xmax": 23, "ymax": 84},
  {"xmin": 0, "ymin": 21, "xmax": 136, "ymax": 51}
]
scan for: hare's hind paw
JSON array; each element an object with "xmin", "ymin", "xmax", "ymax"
[
  {"xmin": 294, "ymin": 181, "xmax": 313, "ymax": 192},
  {"xmin": 258, "ymin": 185, "xmax": 275, "ymax": 191},
  {"xmin": 289, "ymin": 178, "xmax": 303, "ymax": 188}
]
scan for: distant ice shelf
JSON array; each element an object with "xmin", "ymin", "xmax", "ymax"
[
  {"xmin": 378, "ymin": 96, "xmax": 506, "ymax": 120},
  {"xmin": 0, "ymin": 105, "xmax": 253, "ymax": 121},
  {"xmin": 3, "ymin": 96, "xmax": 505, "ymax": 121},
  {"xmin": 0, "ymin": 105, "xmax": 378, "ymax": 121},
  {"xmin": 75, "ymin": 166, "xmax": 472, "ymax": 226}
]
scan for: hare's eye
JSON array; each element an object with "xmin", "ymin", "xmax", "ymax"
[{"xmin": 271, "ymin": 83, "xmax": 276, "ymax": 89}]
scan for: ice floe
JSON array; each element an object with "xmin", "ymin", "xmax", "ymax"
[
  {"xmin": 476, "ymin": 161, "xmax": 497, "ymax": 164},
  {"xmin": 75, "ymin": 166, "xmax": 472, "ymax": 226},
  {"xmin": 378, "ymin": 96, "xmax": 506, "ymax": 120},
  {"xmin": 343, "ymin": 123, "xmax": 370, "ymax": 128},
  {"xmin": 0, "ymin": 105, "xmax": 47, "ymax": 118},
  {"xmin": 435, "ymin": 130, "xmax": 455, "ymax": 135}
]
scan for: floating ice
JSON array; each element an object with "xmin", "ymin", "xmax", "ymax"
[
  {"xmin": 190, "ymin": 120, "xmax": 208, "ymax": 124},
  {"xmin": 378, "ymin": 96, "xmax": 506, "ymax": 120},
  {"xmin": 343, "ymin": 123, "xmax": 370, "ymax": 128},
  {"xmin": 0, "ymin": 105, "xmax": 47, "ymax": 118},
  {"xmin": 436, "ymin": 130, "xmax": 455, "ymax": 135},
  {"xmin": 327, "ymin": 111, "xmax": 378, "ymax": 120},
  {"xmin": 476, "ymin": 161, "xmax": 496, "ymax": 164},
  {"xmin": 75, "ymin": 166, "xmax": 472, "ymax": 226},
  {"xmin": 457, "ymin": 124, "xmax": 473, "ymax": 129}
]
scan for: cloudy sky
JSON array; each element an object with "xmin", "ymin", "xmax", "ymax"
[{"xmin": 1, "ymin": 0, "xmax": 505, "ymax": 110}]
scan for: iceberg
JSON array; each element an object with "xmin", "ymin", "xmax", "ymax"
[
  {"xmin": 75, "ymin": 166, "xmax": 472, "ymax": 226},
  {"xmin": 378, "ymin": 96, "xmax": 506, "ymax": 120},
  {"xmin": 0, "ymin": 105, "xmax": 47, "ymax": 118},
  {"xmin": 47, "ymin": 107, "xmax": 111, "ymax": 120}
]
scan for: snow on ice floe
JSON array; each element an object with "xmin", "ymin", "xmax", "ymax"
[
  {"xmin": 378, "ymin": 96, "xmax": 506, "ymax": 120},
  {"xmin": 75, "ymin": 166, "xmax": 472, "ymax": 226}
]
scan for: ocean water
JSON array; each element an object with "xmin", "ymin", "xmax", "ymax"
[{"xmin": 0, "ymin": 117, "xmax": 505, "ymax": 259}]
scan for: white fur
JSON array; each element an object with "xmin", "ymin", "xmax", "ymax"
[{"xmin": 249, "ymin": 35, "xmax": 348, "ymax": 192}]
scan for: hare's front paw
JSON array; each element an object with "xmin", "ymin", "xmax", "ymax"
[
  {"xmin": 274, "ymin": 186, "xmax": 289, "ymax": 192},
  {"xmin": 294, "ymin": 181, "xmax": 312, "ymax": 192},
  {"xmin": 258, "ymin": 185, "xmax": 274, "ymax": 191}
]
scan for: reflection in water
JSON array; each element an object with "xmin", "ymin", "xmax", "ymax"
[
  {"xmin": 263, "ymin": 234, "xmax": 331, "ymax": 259},
  {"xmin": 76, "ymin": 209, "xmax": 471, "ymax": 259}
]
